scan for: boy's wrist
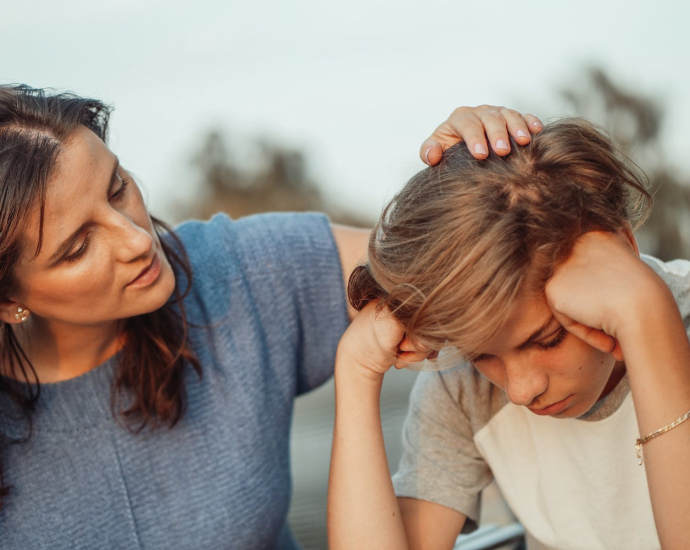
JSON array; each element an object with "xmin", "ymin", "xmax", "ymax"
[
  {"xmin": 335, "ymin": 333, "xmax": 395, "ymax": 382},
  {"xmin": 601, "ymin": 263, "xmax": 670, "ymax": 335},
  {"xmin": 616, "ymin": 278, "xmax": 683, "ymax": 353},
  {"xmin": 335, "ymin": 353, "xmax": 387, "ymax": 385}
]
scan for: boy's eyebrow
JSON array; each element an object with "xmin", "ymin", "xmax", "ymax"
[{"xmin": 516, "ymin": 314, "xmax": 557, "ymax": 350}]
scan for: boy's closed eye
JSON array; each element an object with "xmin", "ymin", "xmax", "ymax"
[{"xmin": 470, "ymin": 325, "xmax": 568, "ymax": 364}]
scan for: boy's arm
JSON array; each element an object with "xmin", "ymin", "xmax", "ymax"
[
  {"xmin": 547, "ymin": 232, "xmax": 690, "ymax": 549},
  {"xmin": 399, "ymin": 498, "xmax": 466, "ymax": 550},
  {"xmin": 327, "ymin": 304, "xmax": 469, "ymax": 549}
]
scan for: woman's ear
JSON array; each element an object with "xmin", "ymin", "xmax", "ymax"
[
  {"xmin": 0, "ymin": 301, "xmax": 30, "ymax": 325},
  {"xmin": 619, "ymin": 223, "xmax": 640, "ymax": 256}
]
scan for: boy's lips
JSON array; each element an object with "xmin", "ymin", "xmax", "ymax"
[{"xmin": 528, "ymin": 394, "xmax": 573, "ymax": 416}]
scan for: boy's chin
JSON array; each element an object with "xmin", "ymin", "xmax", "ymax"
[{"xmin": 567, "ymin": 396, "xmax": 601, "ymax": 419}]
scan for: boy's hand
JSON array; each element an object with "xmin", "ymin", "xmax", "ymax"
[
  {"xmin": 545, "ymin": 231, "xmax": 667, "ymax": 360},
  {"xmin": 336, "ymin": 302, "xmax": 429, "ymax": 379}
]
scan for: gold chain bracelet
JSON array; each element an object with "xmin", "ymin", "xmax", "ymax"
[{"xmin": 636, "ymin": 408, "xmax": 690, "ymax": 465}]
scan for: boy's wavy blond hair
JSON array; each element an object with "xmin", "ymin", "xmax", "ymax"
[{"xmin": 349, "ymin": 118, "xmax": 652, "ymax": 357}]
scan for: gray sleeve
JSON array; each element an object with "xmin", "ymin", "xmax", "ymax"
[
  {"xmin": 641, "ymin": 255, "xmax": 690, "ymax": 335},
  {"xmin": 392, "ymin": 369, "xmax": 494, "ymax": 532}
]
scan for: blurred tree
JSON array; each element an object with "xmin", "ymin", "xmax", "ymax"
[
  {"xmin": 561, "ymin": 67, "xmax": 690, "ymax": 260},
  {"xmin": 177, "ymin": 129, "xmax": 371, "ymax": 227}
]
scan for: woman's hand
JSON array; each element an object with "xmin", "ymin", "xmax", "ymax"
[
  {"xmin": 336, "ymin": 302, "xmax": 429, "ymax": 379},
  {"xmin": 422, "ymin": 105, "xmax": 543, "ymax": 165},
  {"xmin": 545, "ymin": 231, "xmax": 667, "ymax": 361}
]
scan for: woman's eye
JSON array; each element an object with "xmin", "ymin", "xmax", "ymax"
[
  {"xmin": 536, "ymin": 327, "xmax": 568, "ymax": 351},
  {"xmin": 64, "ymin": 233, "xmax": 90, "ymax": 263},
  {"xmin": 110, "ymin": 175, "xmax": 131, "ymax": 201},
  {"xmin": 470, "ymin": 354, "xmax": 491, "ymax": 364}
]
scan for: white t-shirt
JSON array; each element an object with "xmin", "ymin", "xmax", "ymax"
[{"xmin": 392, "ymin": 255, "xmax": 690, "ymax": 549}]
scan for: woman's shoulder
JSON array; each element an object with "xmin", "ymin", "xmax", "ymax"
[
  {"xmin": 171, "ymin": 214, "xmax": 241, "ymax": 282},
  {"xmin": 172, "ymin": 212, "xmax": 348, "ymax": 394},
  {"xmin": 170, "ymin": 213, "xmax": 348, "ymax": 348},
  {"xmin": 173, "ymin": 212, "xmax": 336, "ymax": 276}
]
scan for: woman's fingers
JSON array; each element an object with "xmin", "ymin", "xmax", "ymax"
[
  {"xmin": 523, "ymin": 113, "xmax": 544, "ymax": 134},
  {"xmin": 477, "ymin": 107, "xmax": 514, "ymax": 156},
  {"xmin": 421, "ymin": 141, "xmax": 445, "ymax": 166},
  {"xmin": 499, "ymin": 108, "xmax": 542, "ymax": 145},
  {"xmin": 420, "ymin": 109, "xmax": 488, "ymax": 165},
  {"xmin": 421, "ymin": 106, "xmax": 543, "ymax": 165}
]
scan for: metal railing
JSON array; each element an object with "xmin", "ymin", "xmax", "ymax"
[{"xmin": 454, "ymin": 523, "xmax": 526, "ymax": 550}]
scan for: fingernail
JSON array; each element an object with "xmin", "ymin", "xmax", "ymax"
[
  {"xmin": 474, "ymin": 143, "xmax": 488, "ymax": 155},
  {"xmin": 496, "ymin": 139, "xmax": 510, "ymax": 151},
  {"xmin": 531, "ymin": 121, "xmax": 543, "ymax": 128},
  {"xmin": 516, "ymin": 130, "xmax": 529, "ymax": 138},
  {"xmin": 424, "ymin": 146, "xmax": 433, "ymax": 164}
]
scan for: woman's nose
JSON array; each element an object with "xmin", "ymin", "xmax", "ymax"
[
  {"xmin": 112, "ymin": 214, "xmax": 154, "ymax": 261},
  {"xmin": 503, "ymin": 359, "xmax": 548, "ymax": 407}
]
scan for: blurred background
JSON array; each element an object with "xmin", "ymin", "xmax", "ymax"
[{"xmin": 5, "ymin": 1, "xmax": 690, "ymax": 547}]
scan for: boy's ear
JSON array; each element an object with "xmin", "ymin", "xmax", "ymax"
[{"xmin": 0, "ymin": 300, "xmax": 30, "ymax": 325}]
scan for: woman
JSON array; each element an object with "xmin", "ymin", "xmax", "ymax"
[
  {"xmin": 329, "ymin": 119, "xmax": 690, "ymax": 549},
  {"xmin": 0, "ymin": 85, "xmax": 539, "ymax": 549}
]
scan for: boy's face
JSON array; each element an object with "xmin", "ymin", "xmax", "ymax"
[{"xmin": 469, "ymin": 291, "xmax": 625, "ymax": 418}]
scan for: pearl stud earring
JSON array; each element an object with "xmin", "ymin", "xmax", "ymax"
[{"xmin": 14, "ymin": 307, "xmax": 29, "ymax": 322}]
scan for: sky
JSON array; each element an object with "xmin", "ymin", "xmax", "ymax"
[{"xmin": 3, "ymin": 0, "xmax": 689, "ymax": 222}]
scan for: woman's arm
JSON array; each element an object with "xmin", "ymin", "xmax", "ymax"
[
  {"xmin": 331, "ymin": 224, "xmax": 370, "ymax": 320},
  {"xmin": 327, "ymin": 304, "xmax": 465, "ymax": 549},
  {"xmin": 546, "ymin": 231, "xmax": 690, "ymax": 549}
]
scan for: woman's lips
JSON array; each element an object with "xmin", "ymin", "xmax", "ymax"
[
  {"xmin": 528, "ymin": 394, "xmax": 573, "ymax": 416},
  {"xmin": 127, "ymin": 253, "xmax": 162, "ymax": 288}
]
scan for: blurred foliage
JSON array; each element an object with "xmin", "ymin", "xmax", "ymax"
[
  {"xmin": 181, "ymin": 67, "xmax": 690, "ymax": 260},
  {"xmin": 562, "ymin": 67, "xmax": 690, "ymax": 261},
  {"xmin": 176, "ymin": 130, "xmax": 371, "ymax": 227}
]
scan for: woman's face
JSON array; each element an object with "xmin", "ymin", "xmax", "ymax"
[
  {"xmin": 470, "ymin": 290, "xmax": 624, "ymax": 418},
  {"xmin": 7, "ymin": 126, "xmax": 176, "ymax": 328}
]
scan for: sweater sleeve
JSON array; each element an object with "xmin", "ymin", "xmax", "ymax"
[{"xmin": 222, "ymin": 212, "xmax": 350, "ymax": 395}]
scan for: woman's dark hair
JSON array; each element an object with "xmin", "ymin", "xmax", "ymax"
[{"xmin": 0, "ymin": 84, "xmax": 202, "ymax": 508}]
